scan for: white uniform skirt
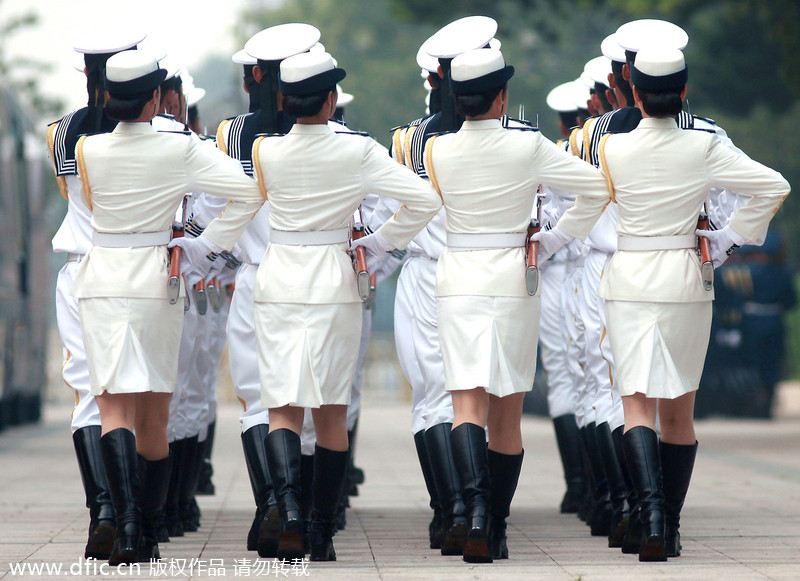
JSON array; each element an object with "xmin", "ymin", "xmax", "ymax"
[
  {"xmin": 79, "ymin": 297, "xmax": 183, "ymax": 395},
  {"xmin": 437, "ymin": 294, "xmax": 540, "ymax": 398},
  {"xmin": 255, "ymin": 301, "xmax": 361, "ymax": 409},
  {"xmin": 605, "ymin": 300, "xmax": 712, "ymax": 399}
]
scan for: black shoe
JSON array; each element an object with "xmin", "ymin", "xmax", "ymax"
[
  {"xmin": 137, "ymin": 453, "xmax": 171, "ymax": 562},
  {"xmin": 487, "ymin": 448, "xmax": 523, "ymax": 560},
  {"xmin": 623, "ymin": 427, "xmax": 667, "ymax": 562},
  {"xmin": 660, "ymin": 440, "xmax": 697, "ymax": 558},
  {"xmin": 552, "ymin": 415, "xmax": 586, "ymax": 514},
  {"xmin": 308, "ymin": 445, "xmax": 349, "ymax": 562},
  {"xmin": 451, "ymin": 423, "xmax": 492, "ymax": 564},
  {"xmin": 265, "ymin": 429, "xmax": 305, "ymax": 561},
  {"xmin": 425, "ymin": 423, "xmax": 468, "ymax": 556},
  {"xmin": 73, "ymin": 426, "xmax": 116, "ymax": 560},
  {"xmin": 100, "ymin": 429, "xmax": 141, "ymax": 566},
  {"xmin": 413, "ymin": 430, "xmax": 442, "ymax": 549}
]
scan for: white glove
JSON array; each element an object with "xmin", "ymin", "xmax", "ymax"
[
  {"xmin": 350, "ymin": 228, "xmax": 395, "ymax": 271},
  {"xmin": 531, "ymin": 227, "xmax": 574, "ymax": 263},
  {"xmin": 695, "ymin": 225, "xmax": 746, "ymax": 268},
  {"xmin": 168, "ymin": 235, "xmax": 224, "ymax": 287}
]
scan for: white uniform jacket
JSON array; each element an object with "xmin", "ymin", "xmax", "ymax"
[
  {"xmin": 246, "ymin": 123, "xmax": 441, "ymax": 305},
  {"xmin": 557, "ymin": 117, "xmax": 790, "ymax": 303},
  {"xmin": 71, "ymin": 122, "xmax": 263, "ymax": 299},
  {"xmin": 424, "ymin": 119, "xmax": 608, "ymax": 298}
]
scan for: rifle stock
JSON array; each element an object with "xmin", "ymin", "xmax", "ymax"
[{"xmin": 698, "ymin": 207, "xmax": 713, "ymax": 291}]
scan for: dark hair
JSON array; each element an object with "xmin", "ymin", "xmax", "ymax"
[
  {"xmin": 592, "ymin": 82, "xmax": 612, "ymax": 112},
  {"xmin": 105, "ymin": 89, "xmax": 155, "ymax": 121},
  {"xmin": 637, "ymin": 86, "xmax": 684, "ymax": 116},
  {"xmin": 453, "ymin": 84, "xmax": 506, "ymax": 117},
  {"xmin": 558, "ymin": 110, "xmax": 578, "ymax": 128},
  {"xmin": 282, "ymin": 88, "xmax": 333, "ymax": 118},
  {"xmin": 611, "ymin": 60, "xmax": 634, "ymax": 107}
]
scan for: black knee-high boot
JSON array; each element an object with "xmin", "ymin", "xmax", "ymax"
[
  {"xmin": 451, "ymin": 423, "xmax": 492, "ymax": 564},
  {"xmin": 582, "ymin": 423, "xmax": 612, "ymax": 536},
  {"xmin": 73, "ymin": 426, "xmax": 116, "ymax": 559},
  {"xmin": 552, "ymin": 414, "xmax": 586, "ymax": 514},
  {"xmin": 137, "ymin": 454, "xmax": 171, "ymax": 561},
  {"xmin": 597, "ymin": 422, "xmax": 630, "ymax": 548},
  {"xmin": 178, "ymin": 435, "xmax": 200, "ymax": 532},
  {"xmin": 163, "ymin": 438, "xmax": 185, "ymax": 538},
  {"xmin": 309, "ymin": 445, "xmax": 350, "ymax": 561},
  {"xmin": 265, "ymin": 429, "xmax": 305, "ymax": 560},
  {"xmin": 660, "ymin": 440, "xmax": 697, "ymax": 558},
  {"xmin": 240, "ymin": 424, "xmax": 277, "ymax": 554},
  {"xmin": 487, "ymin": 449, "xmax": 524, "ymax": 560},
  {"xmin": 197, "ymin": 419, "xmax": 216, "ymax": 496},
  {"xmin": 100, "ymin": 428, "xmax": 141, "ymax": 566},
  {"xmin": 623, "ymin": 426, "xmax": 666, "ymax": 562},
  {"xmin": 413, "ymin": 429, "xmax": 443, "ymax": 549},
  {"xmin": 613, "ymin": 426, "xmax": 641, "ymax": 554},
  {"xmin": 425, "ymin": 423, "xmax": 468, "ymax": 556}
]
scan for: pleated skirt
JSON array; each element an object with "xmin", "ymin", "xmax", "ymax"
[
  {"xmin": 437, "ymin": 294, "xmax": 540, "ymax": 398},
  {"xmin": 255, "ymin": 301, "xmax": 361, "ymax": 408},
  {"xmin": 605, "ymin": 300, "xmax": 712, "ymax": 399}
]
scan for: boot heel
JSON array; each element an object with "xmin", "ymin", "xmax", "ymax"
[
  {"xmin": 463, "ymin": 524, "xmax": 492, "ymax": 564},
  {"xmin": 441, "ymin": 517, "xmax": 467, "ymax": 555},
  {"xmin": 277, "ymin": 518, "xmax": 306, "ymax": 561},
  {"xmin": 639, "ymin": 533, "xmax": 667, "ymax": 562}
]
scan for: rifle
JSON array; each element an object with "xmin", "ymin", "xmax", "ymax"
[
  {"xmin": 350, "ymin": 206, "xmax": 370, "ymax": 302},
  {"xmin": 525, "ymin": 192, "xmax": 542, "ymax": 296},
  {"xmin": 697, "ymin": 204, "xmax": 713, "ymax": 291},
  {"xmin": 193, "ymin": 278, "xmax": 208, "ymax": 315},
  {"xmin": 207, "ymin": 276, "xmax": 222, "ymax": 313},
  {"xmin": 168, "ymin": 197, "xmax": 187, "ymax": 306}
]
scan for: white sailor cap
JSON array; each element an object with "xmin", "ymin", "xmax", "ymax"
[
  {"xmin": 232, "ymin": 48, "xmax": 257, "ymax": 66},
  {"xmin": 579, "ymin": 71, "xmax": 595, "ymax": 90},
  {"xmin": 570, "ymin": 79, "xmax": 592, "ymax": 110},
  {"xmin": 337, "ymin": 85, "xmax": 354, "ymax": 108},
  {"xmin": 73, "ymin": 26, "xmax": 146, "ymax": 55},
  {"xmin": 156, "ymin": 53, "xmax": 182, "ymax": 81},
  {"xmin": 245, "ymin": 23, "xmax": 321, "ymax": 62},
  {"xmin": 416, "ymin": 36, "xmax": 441, "ymax": 73},
  {"xmin": 73, "ymin": 52, "xmax": 87, "ymax": 72},
  {"xmin": 186, "ymin": 86, "xmax": 206, "ymax": 107},
  {"xmin": 425, "ymin": 16, "xmax": 498, "ymax": 59},
  {"xmin": 105, "ymin": 51, "xmax": 166, "ymax": 96},
  {"xmin": 584, "ymin": 55, "xmax": 612, "ymax": 87},
  {"xmin": 279, "ymin": 51, "xmax": 346, "ymax": 96},
  {"xmin": 449, "ymin": 48, "xmax": 513, "ymax": 94},
  {"xmin": 631, "ymin": 47, "xmax": 687, "ymax": 91},
  {"xmin": 546, "ymin": 81, "xmax": 578, "ymax": 113},
  {"xmin": 615, "ymin": 19, "xmax": 688, "ymax": 55},
  {"xmin": 600, "ymin": 33, "xmax": 626, "ymax": 63},
  {"xmin": 309, "ymin": 42, "xmax": 326, "ymax": 54}
]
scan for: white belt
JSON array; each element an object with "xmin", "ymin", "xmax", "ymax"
[
  {"xmin": 446, "ymin": 232, "xmax": 526, "ymax": 251},
  {"xmin": 66, "ymin": 253, "xmax": 85, "ymax": 263},
  {"xmin": 617, "ymin": 235, "xmax": 696, "ymax": 251},
  {"xmin": 269, "ymin": 229, "xmax": 349, "ymax": 246},
  {"xmin": 92, "ymin": 230, "xmax": 172, "ymax": 248}
]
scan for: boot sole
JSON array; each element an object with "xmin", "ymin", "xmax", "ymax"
[
  {"xmin": 441, "ymin": 520, "xmax": 468, "ymax": 556},
  {"xmin": 463, "ymin": 529, "xmax": 493, "ymax": 564},
  {"xmin": 85, "ymin": 522, "xmax": 116, "ymax": 559},
  {"xmin": 257, "ymin": 513, "xmax": 281, "ymax": 558},
  {"xmin": 639, "ymin": 535, "xmax": 667, "ymax": 562},
  {"xmin": 277, "ymin": 520, "xmax": 306, "ymax": 561}
]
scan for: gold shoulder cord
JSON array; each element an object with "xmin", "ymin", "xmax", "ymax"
[
  {"xmin": 46, "ymin": 123, "xmax": 69, "ymax": 200},
  {"xmin": 75, "ymin": 136, "xmax": 93, "ymax": 211},
  {"xmin": 569, "ymin": 126, "xmax": 581, "ymax": 157},
  {"xmin": 216, "ymin": 120, "xmax": 229, "ymax": 155},
  {"xmin": 423, "ymin": 136, "xmax": 442, "ymax": 197},
  {"xmin": 251, "ymin": 136, "xmax": 268, "ymax": 200},
  {"xmin": 403, "ymin": 125, "xmax": 417, "ymax": 170},
  {"xmin": 598, "ymin": 133, "xmax": 616, "ymax": 203},
  {"xmin": 582, "ymin": 118, "xmax": 594, "ymax": 163},
  {"xmin": 392, "ymin": 127, "xmax": 405, "ymax": 165}
]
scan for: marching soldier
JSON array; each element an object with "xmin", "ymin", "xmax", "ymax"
[
  {"xmin": 72, "ymin": 50, "xmax": 264, "ymax": 564},
  {"xmin": 46, "ymin": 25, "xmax": 147, "ymax": 562},
  {"xmin": 537, "ymin": 46, "xmax": 790, "ymax": 562}
]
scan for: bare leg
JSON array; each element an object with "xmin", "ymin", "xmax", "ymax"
[
  {"xmin": 657, "ymin": 392, "xmax": 696, "ymax": 445},
  {"xmin": 621, "ymin": 392, "xmax": 658, "ymax": 432},
  {"xmin": 268, "ymin": 405, "xmax": 305, "ymax": 435},
  {"xmin": 486, "ymin": 392, "xmax": 525, "ymax": 455},
  {"xmin": 95, "ymin": 392, "xmax": 136, "ymax": 434},
  {"xmin": 451, "ymin": 387, "xmax": 489, "ymax": 429},
  {"xmin": 311, "ymin": 405, "xmax": 348, "ymax": 452},
  {"xmin": 134, "ymin": 392, "xmax": 172, "ymax": 460}
]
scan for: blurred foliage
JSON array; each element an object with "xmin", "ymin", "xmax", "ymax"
[{"xmin": 0, "ymin": 1, "xmax": 63, "ymax": 118}]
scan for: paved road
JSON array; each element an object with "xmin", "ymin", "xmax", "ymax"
[{"xmin": 1, "ymin": 401, "xmax": 798, "ymax": 580}]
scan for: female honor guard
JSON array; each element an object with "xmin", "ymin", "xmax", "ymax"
[
  {"xmin": 423, "ymin": 48, "xmax": 608, "ymax": 563},
  {"xmin": 71, "ymin": 51, "xmax": 263, "ymax": 564},
  {"xmin": 538, "ymin": 48, "xmax": 790, "ymax": 561},
  {"xmin": 182, "ymin": 51, "xmax": 441, "ymax": 561}
]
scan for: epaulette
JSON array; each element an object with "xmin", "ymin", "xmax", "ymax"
[
  {"xmin": 157, "ymin": 130, "xmax": 192, "ymax": 135},
  {"xmin": 198, "ymin": 134, "xmax": 217, "ymax": 142},
  {"xmin": 693, "ymin": 114, "xmax": 716, "ymax": 125},
  {"xmin": 156, "ymin": 113, "xmax": 177, "ymax": 121},
  {"xmin": 424, "ymin": 130, "xmax": 457, "ymax": 138},
  {"xmin": 503, "ymin": 117, "xmax": 538, "ymax": 130},
  {"xmin": 687, "ymin": 115, "xmax": 718, "ymax": 134},
  {"xmin": 389, "ymin": 123, "xmax": 411, "ymax": 133},
  {"xmin": 505, "ymin": 125, "xmax": 539, "ymax": 132},
  {"xmin": 335, "ymin": 130, "xmax": 369, "ymax": 136},
  {"xmin": 254, "ymin": 132, "xmax": 284, "ymax": 138}
]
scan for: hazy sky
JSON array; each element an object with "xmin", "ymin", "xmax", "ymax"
[{"xmin": 1, "ymin": 0, "xmax": 271, "ymax": 115}]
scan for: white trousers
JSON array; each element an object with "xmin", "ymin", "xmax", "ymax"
[
  {"xmin": 562, "ymin": 266, "xmax": 589, "ymax": 428},
  {"xmin": 395, "ymin": 257, "xmax": 453, "ymax": 434},
  {"xmin": 56, "ymin": 261, "xmax": 100, "ymax": 432}
]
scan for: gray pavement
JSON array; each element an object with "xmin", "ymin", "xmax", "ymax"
[{"xmin": 1, "ymin": 399, "xmax": 799, "ymax": 580}]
